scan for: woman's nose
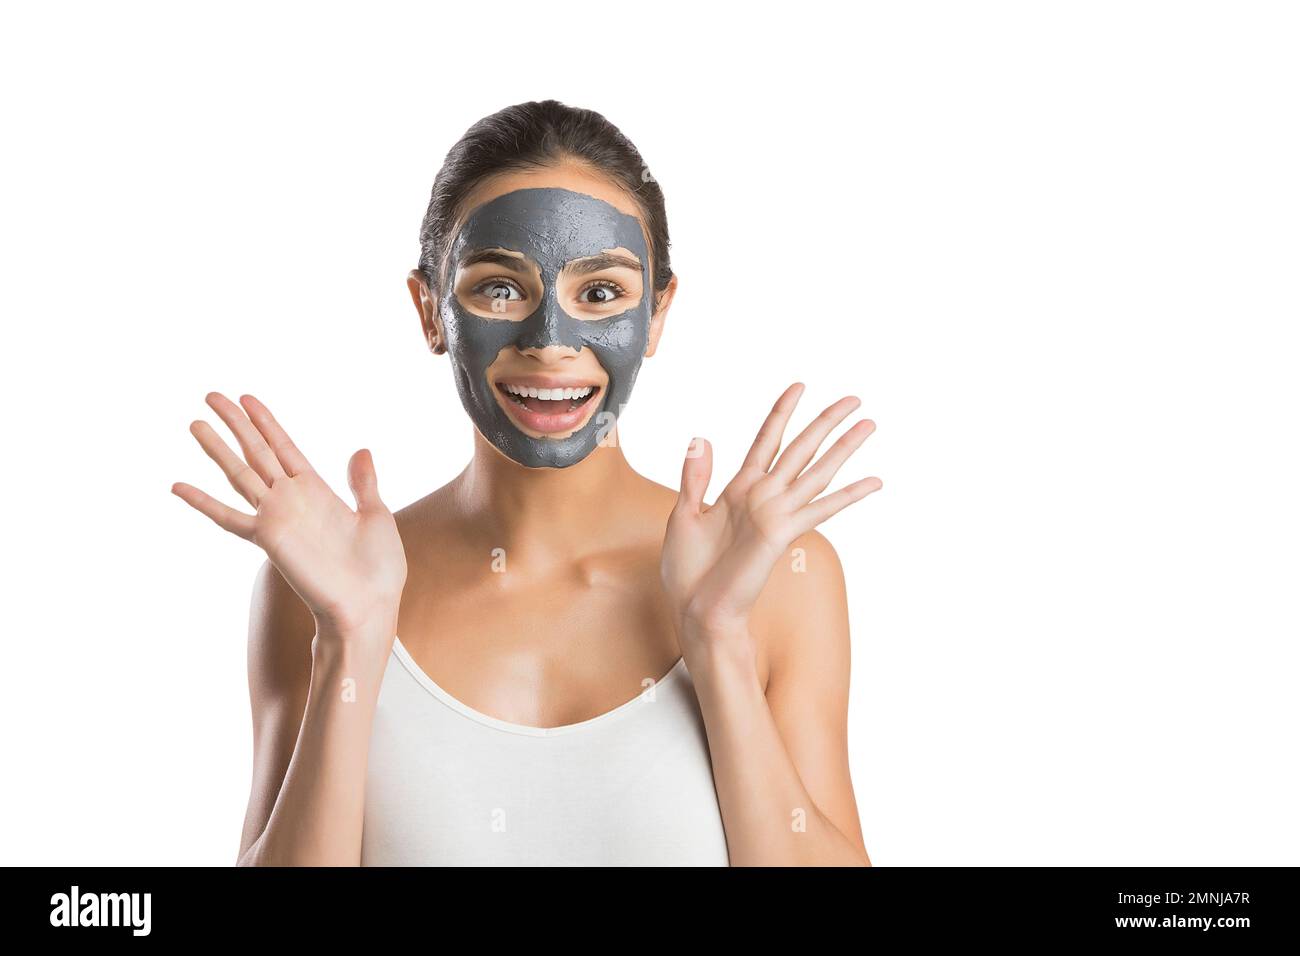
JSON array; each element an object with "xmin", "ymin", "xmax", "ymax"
[
  {"xmin": 514, "ymin": 342, "xmax": 582, "ymax": 363},
  {"xmin": 514, "ymin": 293, "xmax": 583, "ymax": 352}
]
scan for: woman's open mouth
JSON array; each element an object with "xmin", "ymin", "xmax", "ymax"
[{"xmin": 494, "ymin": 381, "xmax": 603, "ymax": 436}]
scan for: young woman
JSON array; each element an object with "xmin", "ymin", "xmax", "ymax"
[{"xmin": 173, "ymin": 100, "xmax": 882, "ymax": 866}]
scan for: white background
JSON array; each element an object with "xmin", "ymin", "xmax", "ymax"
[{"xmin": 1, "ymin": 1, "xmax": 1295, "ymax": 866}]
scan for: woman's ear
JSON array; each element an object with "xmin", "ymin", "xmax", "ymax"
[
  {"xmin": 407, "ymin": 268, "xmax": 447, "ymax": 354},
  {"xmin": 644, "ymin": 273, "xmax": 678, "ymax": 358}
]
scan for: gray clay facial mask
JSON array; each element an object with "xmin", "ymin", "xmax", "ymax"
[{"xmin": 438, "ymin": 188, "xmax": 653, "ymax": 469}]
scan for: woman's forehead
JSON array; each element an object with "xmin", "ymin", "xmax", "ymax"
[
  {"xmin": 456, "ymin": 164, "xmax": 646, "ymax": 233},
  {"xmin": 453, "ymin": 188, "xmax": 647, "ymax": 269}
]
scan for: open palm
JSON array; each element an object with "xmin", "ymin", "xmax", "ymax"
[
  {"xmin": 661, "ymin": 383, "xmax": 881, "ymax": 637},
  {"xmin": 172, "ymin": 392, "xmax": 407, "ymax": 635}
]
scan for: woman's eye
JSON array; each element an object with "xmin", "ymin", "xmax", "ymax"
[
  {"xmin": 476, "ymin": 280, "xmax": 524, "ymax": 302},
  {"xmin": 579, "ymin": 282, "xmax": 624, "ymax": 305}
]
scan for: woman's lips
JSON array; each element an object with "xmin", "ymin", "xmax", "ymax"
[{"xmin": 493, "ymin": 381, "xmax": 602, "ymax": 436}]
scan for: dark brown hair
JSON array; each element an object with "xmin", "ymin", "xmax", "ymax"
[{"xmin": 417, "ymin": 100, "xmax": 672, "ymax": 304}]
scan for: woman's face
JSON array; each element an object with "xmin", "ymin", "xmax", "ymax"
[{"xmin": 426, "ymin": 165, "xmax": 668, "ymax": 469}]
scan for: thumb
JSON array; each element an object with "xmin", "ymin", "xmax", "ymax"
[
  {"xmin": 347, "ymin": 448, "xmax": 387, "ymax": 513},
  {"xmin": 676, "ymin": 437, "xmax": 712, "ymax": 515}
]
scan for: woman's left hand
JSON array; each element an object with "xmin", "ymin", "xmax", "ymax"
[{"xmin": 660, "ymin": 382, "xmax": 882, "ymax": 656}]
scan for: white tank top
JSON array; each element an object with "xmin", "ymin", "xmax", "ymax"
[{"xmin": 361, "ymin": 637, "xmax": 731, "ymax": 866}]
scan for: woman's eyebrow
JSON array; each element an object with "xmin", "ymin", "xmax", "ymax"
[
  {"xmin": 562, "ymin": 253, "xmax": 643, "ymax": 278},
  {"xmin": 459, "ymin": 249, "xmax": 533, "ymax": 273}
]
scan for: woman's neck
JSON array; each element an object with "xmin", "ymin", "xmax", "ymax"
[{"xmin": 452, "ymin": 428, "xmax": 646, "ymax": 563}]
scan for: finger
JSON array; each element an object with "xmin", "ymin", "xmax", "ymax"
[
  {"xmin": 348, "ymin": 448, "xmax": 388, "ymax": 513},
  {"xmin": 189, "ymin": 419, "xmax": 268, "ymax": 506},
  {"xmin": 205, "ymin": 391, "xmax": 286, "ymax": 486},
  {"xmin": 239, "ymin": 393, "xmax": 313, "ymax": 477},
  {"xmin": 676, "ymin": 437, "xmax": 712, "ymax": 515},
  {"xmin": 770, "ymin": 394, "xmax": 861, "ymax": 484},
  {"xmin": 796, "ymin": 476, "xmax": 883, "ymax": 530},
  {"xmin": 171, "ymin": 481, "xmax": 257, "ymax": 540},
  {"xmin": 786, "ymin": 419, "xmax": 876, "ymax": 505},
  {"xmin": 741, "ymin": 382, "xmax": 805, "ymax": 473}
]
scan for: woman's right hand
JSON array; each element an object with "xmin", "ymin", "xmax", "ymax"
[{"xmin": 172, "ymin": 392, "xmax": 407, "ymax": 644}]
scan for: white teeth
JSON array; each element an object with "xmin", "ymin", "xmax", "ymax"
[{"xmin": 502, "ymin": 383, "xmax": 594, "ymax": 400}]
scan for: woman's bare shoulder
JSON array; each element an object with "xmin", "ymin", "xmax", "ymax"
[
  {"xmin": 245, "ymin": 558, "xmax": 315, "ymax": 699},
  {"xmin": 751, "ymin": 529, "xmax": 851, "ymax": 684}
]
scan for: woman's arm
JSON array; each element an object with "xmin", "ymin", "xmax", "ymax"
[
  {"xmin": 687, "ymin": 531, "xmax": 869, "ymax": 867},
  {"xmin": 172, "ymin": 392, "xmax": 406, "ymax": 867},
  {"xmin": 236, "ymin": 562, "xmax": 396, "ymax": 867},
  {"xmin": 660, "ymin": 383, "xmax": 880, "ymax": 866}
]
